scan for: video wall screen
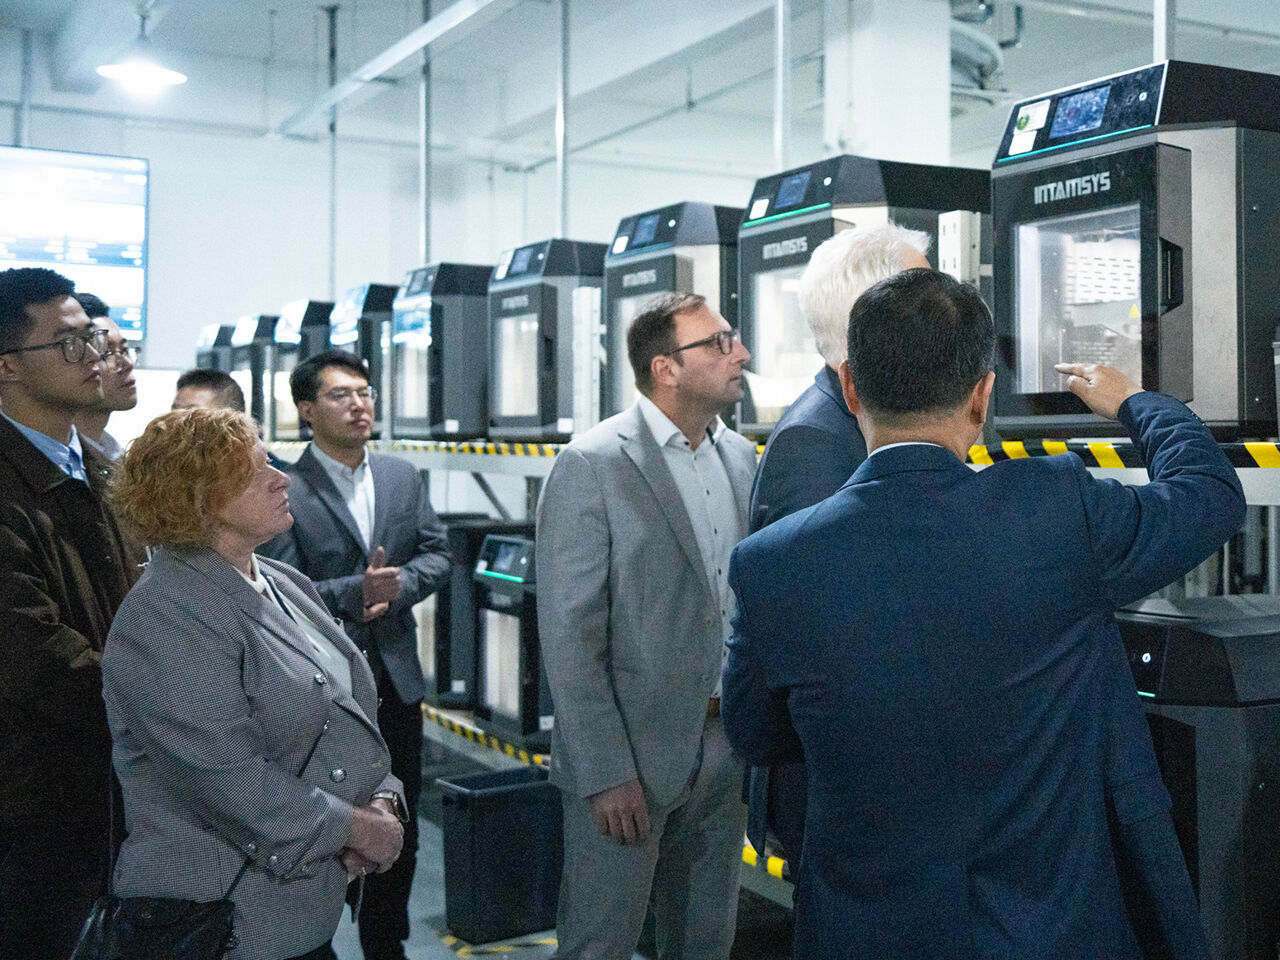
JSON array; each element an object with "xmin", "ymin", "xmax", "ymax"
[{"xmin": 0, "ymin": 146, "xmax": 148, "ymax": 340}]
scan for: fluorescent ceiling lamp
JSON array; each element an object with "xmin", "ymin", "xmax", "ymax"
[{"xmin": 96, "ymin": 6, "xmax": 187, "ymax": 96}]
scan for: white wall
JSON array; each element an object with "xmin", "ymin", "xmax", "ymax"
[{"xmin": 0, "ymin": 25, "xmax": 765, "ymax": 374}]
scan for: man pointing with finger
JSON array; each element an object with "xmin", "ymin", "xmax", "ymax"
[
  {"xmin": 260, "ymin": 349, "xmax": 450, "ymax": 960},
  {"xmin": 723, "ymin": 269, "xmax": 1241, "ymax": 959},
  {"xmin": 537, "ymin": 293, "xmax": 756, "ymax": 960}
]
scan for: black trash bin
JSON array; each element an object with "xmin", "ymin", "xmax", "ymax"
[{"xmin": 436, "ymin": 766, "xmax": 564, "ymax": 944}]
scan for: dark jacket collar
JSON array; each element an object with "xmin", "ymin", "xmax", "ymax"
[
  {"xmin": 814, "ymin": 365, "xmax": 854, "ymax": 417},
  {"xmin": 291, "ymin": 443, "xmax": 369, "ymax": 556},
  {"xmin": 846, "ymin": 442, "xmax": 971, "ymax": 487},
  {"xmin": 0, "ymin": 413, "xmax": 91, "ymax": 495}
]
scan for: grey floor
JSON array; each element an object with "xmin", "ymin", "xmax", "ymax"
[{"xmin": 328, "ymin": 726, "xmax": 794, "ymax": 960}]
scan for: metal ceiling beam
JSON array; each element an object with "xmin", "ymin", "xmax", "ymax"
[{"xmin": 275, "ymin": 0, "xmax": 518, "ymax": 136}]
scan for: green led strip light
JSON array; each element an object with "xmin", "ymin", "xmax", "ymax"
[
  {"xmin": 996, "ymin": 124, "xmax": 1153, "ymax": 163},
  {"xmin": 479, "ymin": 569, "xmax": 525, "ymax": 583},
  {"xmin": 741, "ymin": 201, "xmax": 833, "ymax": 227}
]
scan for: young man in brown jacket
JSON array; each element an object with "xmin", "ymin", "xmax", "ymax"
[{"xmin": 0, "ymin": 267, "xmax": 142, "ymax": 957}]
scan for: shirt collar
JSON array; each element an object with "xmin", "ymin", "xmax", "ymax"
[
  {"xmin": 867, "ymin": 440, "xmax": 945, "ymax": 458},
  {"xmin": 0, "ymin": 410, "xmax": 85, "ymax": 476},
  {"xmin": 235, "ymin": 553, "xmax": 269, "ymax": 593},
  {"xmin": 635, "ymin": 394, "xmax": 726, "ymax": 450},
  {"xmin": 309, "ymin": 441, "xmax": 368, "ymax": 480}
]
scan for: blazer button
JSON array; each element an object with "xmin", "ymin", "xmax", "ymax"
[
  {"xmin": 246, "ymin": 842, "xmax": 258, "ymax": 855},
  {"xmin": 314, "ymin": 673, "xmax": 327, "ymax": 685},
  {"xmin": 330, "ymin": 768, "xmax": 347, "ymax": 783},
  {"xmin": 268, "ymin": 854, "xmax": 279, "ymax": 866},
  {"xmin": 322, "ymin": 721, "xmax": 330, "ymax": 732}
]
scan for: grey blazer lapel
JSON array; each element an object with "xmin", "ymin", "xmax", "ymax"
[
  {"xmin": 366, "ymin": 454, "xmax": 396, "ymax": 552},
  {"xmin": 294, "ymin": 446, "xmax": 369, "ymax": 558},
  {"xmin": 264, "ymin": 568, "xmax": 382, "ymax": 738},
  {"xmin": 618, "ymin": 408, "xmax": 715, "ymax": 603},
  {"xmin": 167, "ymin": 547, "xmax": 329, "ymax": 677}
]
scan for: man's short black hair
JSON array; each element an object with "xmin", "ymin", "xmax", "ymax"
[
  {"xmin": 627, "ymin": 292, "xmax": 706, "ymax": 395},
  {"xmin": 846, "ymin": 268, "xmax": 995, "ymax": 419},
  {"xmin": 73, "ymin": 292, "xmax": 110, "ymax": 319},
  {"xmin": 0, "ymin": 267, "xmax": 76, "ymax": 353},
  {"xmin": 176, "ymin": 368, "xmax": 246, "ymax": 412},
  {"xmin": 289, "ymin": 349, "xmax": 370, "ymax": 407}
]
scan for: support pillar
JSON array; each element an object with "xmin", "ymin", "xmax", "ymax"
[{"xmin": 822, "ymin": 0, "xmax": 951, "ymax": 164}]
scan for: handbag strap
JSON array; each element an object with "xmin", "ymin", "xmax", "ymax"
[{"xmin": 225, "ymin": 723, "xmax": 328, "ymax": 899}]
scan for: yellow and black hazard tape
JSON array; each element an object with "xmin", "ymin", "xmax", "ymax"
[
  {"xmin": 968, "ymin": 440, "xmax": 1280, "ymax": 469},
  {"xmin": 423, "ymin": 704, "xmax": 548, "ymax": 767},
  {"xmin": 390, "ymin": 440, "xmax": 563, "ymax": 457},
  {"xmin": 422, "ymin": 705, "xmax": 793, "ymax": 883},
  {"xmin": 439, "ymin": 933, "xmax": 559, "ymax": 955}
]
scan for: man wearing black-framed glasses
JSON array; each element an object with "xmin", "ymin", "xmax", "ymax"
[
  {"xmin": 260, "ymin": 349, "xmax": 450, "ymax": 960},
  {"xmin": 0, "ymin": 267, "xmax": 142, "ymax": 957},
  {"xmin": 73, "ymin": 292, "xmax": 139, "ymax": 462},
  {"xmin": 536, "ymin": 291, "xmax": 756, "ymax": 960}
]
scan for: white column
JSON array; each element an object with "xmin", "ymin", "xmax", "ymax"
[
  {"xmin": 822, "ymin": 0, "xmax": 951, "ymax": 165},
  {"xmin": 1153, "ymin": 0, "xmax": 1176, "ymax": 61}
]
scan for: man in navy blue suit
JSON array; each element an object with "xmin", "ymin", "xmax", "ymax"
[
  {"xmin": 723, "ymin": 268, "xmax": 1241, "ymax": 959},
  {"xmin": 746, "ymin": 222, "xmax": 930, "ymax": 869}
]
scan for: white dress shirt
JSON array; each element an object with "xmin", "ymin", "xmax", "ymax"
[
  {"xmin": 637, "ymin": 395, "xmax": 744, "ymax": 697},
  {"xmin": 310, "ymin": 443, "xmax": 376, "ymax": 553},
  {"xmin": 240, "ymin": 554, "xmax": 353, "ymax": 696}
]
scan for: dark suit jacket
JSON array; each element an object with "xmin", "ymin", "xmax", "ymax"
[
  {"xmin": 0, "ymin": 416, "xmax": 141, "ymax": 830},
  {"xmin": 745, "ymin": 365, "xmax": 864, "ymax": 859},
  {"xmin": 723, "ymin": 392, "xmax": 1241, "ymax": 960},
  {"xmin": 749, "ymin": 365, "xmax": 866, "ymax": 533},
  {"xmin": 260, "ymin": 445, "xmax": 451, "ymax": 704}
]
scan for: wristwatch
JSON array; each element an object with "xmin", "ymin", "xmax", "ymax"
[{"xmin": 372, "ymin": 790, "xmax": 410, "ymax": 823}]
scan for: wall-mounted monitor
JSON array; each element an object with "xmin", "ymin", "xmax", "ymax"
[{"xmin": 0, "ymin": 146, "xmax": 148, "ymax": 340}]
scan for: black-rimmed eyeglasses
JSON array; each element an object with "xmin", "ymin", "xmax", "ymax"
[
  {"xmin": 667, "ymin": 329, "xmax": 740, "ymax": 356},
  {"xmin": 0, "ymin": 327, "xmax": 109, "ymax": 364}
]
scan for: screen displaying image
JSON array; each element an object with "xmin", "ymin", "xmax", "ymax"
[
  {"xmin": 509, "ymin": 247, "xmax": 535, "ymax": 275},
  {"xmin": 774, "ymin": 171, "xmax": 812, "ymax": 210},
  {"xmin": 494, "ymin": 311, "xmax": 540, "ymax": 417},
  {"xmin": 632, "ymin": 214, "xmax": 660, "ymax": 247},
  {"xmin": 1050, "ymin": 85, "xmax": 1111, "ymax": 139},
  {"xmin": 0, "ymin": 146, "xmax": 148, "ymax": 339}
]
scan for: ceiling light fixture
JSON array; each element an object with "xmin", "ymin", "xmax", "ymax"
[{"xmin": 96, "ymin": 4, "xmax": 187, "ymax": 96}]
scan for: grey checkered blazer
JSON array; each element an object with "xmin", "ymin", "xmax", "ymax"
[{"xmin": 102, "ymin": 545, "xmax": 403, "ymax": 960}]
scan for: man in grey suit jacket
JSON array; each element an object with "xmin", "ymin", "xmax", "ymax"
[
  {"xmin": 261, "ymin": 350, "xmax": 451, "ymax": 960},
  {"xmin": 537, "ymin": 292, "xmax": 756, "ymax": 960}
]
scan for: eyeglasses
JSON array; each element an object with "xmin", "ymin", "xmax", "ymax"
[
  {"xmin": 668, "ymin": 329, "xmax": 741, "ymax": 356},
  {"xmin": 103, "ymin": 345, "xmax": 138, "ymax": 369},
  {"xmin": 0, "ymin": 327, "xmax": 109, "ymax": 364},
  {"xmin": 319, "ymin": 385, "xmax": 377, "ymax": 404}
]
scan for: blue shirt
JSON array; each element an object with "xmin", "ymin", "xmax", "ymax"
[{"xmin": 0, "ymin": 411, "xmax": 88, "ymax": 484}]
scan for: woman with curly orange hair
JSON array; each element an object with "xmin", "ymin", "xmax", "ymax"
[{"xmin": 100, "ymin": 408, "xmax": 407, "ymax": 960}]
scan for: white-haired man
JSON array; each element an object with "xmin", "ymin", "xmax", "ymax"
[{"xmin": 744, "ymin": 222, "xmax": 929, "ymax": 872}]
